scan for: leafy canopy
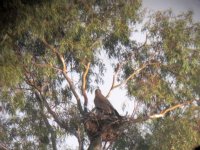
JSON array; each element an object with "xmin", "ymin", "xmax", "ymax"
[{"xmin": 0, "ymin": 0, "xmax": 200, "ymax": 149}]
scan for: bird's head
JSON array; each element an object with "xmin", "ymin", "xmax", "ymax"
[{"xmin": 95, "ymin": 89, "xmax": 101, "ymax": 95}]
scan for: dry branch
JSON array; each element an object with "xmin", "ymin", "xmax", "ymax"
[
  {"xmin": 106, "ymin": 63, "xmax": 124, "ymax": 98},
  {"xmin": 82, "ymin": 62, "xmax": 91, "ymax": 111},
  {"xmin": 41, "ymin": 38, "xmax": 84, "ymax": 114},
  {"xmin": 106, "ymin": 62, "xmax": 149, "ymax": 98},
  {"xmin": 106, "ymin": 35, "xmax": 149, "ymax": 98},
  {"xmin": 149, "ymin": 100, "xmax": 194, "ymax": 119},
  {"xmin": 41, "ymin": 38, "xmax": 67, "ymax": 72}
]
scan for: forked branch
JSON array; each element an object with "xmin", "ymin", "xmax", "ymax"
[
  {"xmin": 41, "ymin": 38, "xmax": 84, "ymax": 114},
  {"xmin": 106, "ymin": 35, "xmax": 149, "ymax": 98},
  {"xmin": 106, "ymin": 63, "xmax": 123, "ymax": 98},
  {"xmin": 106, "ymin": 62, "xmax": 149, "ymax": 98}
]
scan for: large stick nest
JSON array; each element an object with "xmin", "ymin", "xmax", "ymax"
[{"xmin": 83, "ymin": 110, "xmax": 125, "ymax": 142}]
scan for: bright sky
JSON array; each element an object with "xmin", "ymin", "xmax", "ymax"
[
  {"xmin": 144, "ymin": 0, "xmax": 200, "ymax": 21},
  {"xmin": 64, "ymin": 0, "xmax": 200, "ymax": 149}
]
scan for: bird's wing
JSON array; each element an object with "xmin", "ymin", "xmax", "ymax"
[
  {"xmin": 94, "ymin": 97, "xmax": 113, "ymax": 114},
  {"xmin": 105, "ymin": 100, "xmax": 121, "ymax": 118},
  {"xmin": 94, "ymin": 92, "xmax": 122, "ymax": 118}
]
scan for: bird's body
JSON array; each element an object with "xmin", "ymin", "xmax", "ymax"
[{"xmin": 94, "ymin": 89, "xmax": 121, "ymax": 118}]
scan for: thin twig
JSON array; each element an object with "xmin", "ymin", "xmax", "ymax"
[
  {"xmin": 115, "ymin": 63, "xmax": 148, "ymax": 88},
  {"xmin": 105, "ymin": 142, "xmax": 113, "ymax": 150},
  {"xmin": 23, "ymin": 65, "xmax": 67, "ymax": 130},
  {"xmin": 102, "ymin": 142, "xmax": 107, "ymax": 150}
]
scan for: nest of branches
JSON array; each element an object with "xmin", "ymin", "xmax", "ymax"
[{"xmin": 83, "ymin": 111, "xmax": 125, "ymax": 142}]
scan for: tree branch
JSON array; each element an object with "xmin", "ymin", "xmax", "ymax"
[
  {"xmin": 106, "ymin": 35, "xmax": 149, "ymax": 98},
  {"xmin": 38, "ymin": 98, "xmax": 57, "ymax": 150},
  {"xmin": 41, "ymin": 38, "xmax": 66, "ymax": 72},
  {"xmin": 62, "ymin": 72, "xmax": 84, "ymax": 114},
  {"xmin": 106, "ymin": 63, "xmax": 123, "ymax": 98},
  {"xmin": 23, "ymin": 67, "xmax": 67, "ymax": 130},
  {"xmin": 149, "ymin": 100, "xmax": 194, "ymax": 119},
  {"xmin": 41, "ymin": 38, "xmax": 84, "ymax": 114},
  {"xmin": 0, "ymin": 144, "xmax": 8, "ymax": 150},
  {"xmin": 106, "ymin": 62, "xmax": 149, "ymax": 98},
  {"xmin": 82, "ymin": 62, "xmax": 90, "ymax": 112},
  {"xmin": 125, "ymin": 100, "xmax": 197, "ymax": 125},
  {"xmin": 35, "ymin": 91, "xmax": 68, "ymax": 130},
  {"xmin": 131, "ymin": 101, "xmax": 140, "ymax": 117},
  {"xmin": 116, "ymin": 63, "xmax": 148, "ymax": 88},
  {"xmin": 24, "ymin": 70, "xmax": 41, "ymax": 92}
]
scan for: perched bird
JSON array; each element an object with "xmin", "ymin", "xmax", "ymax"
[{"xmin": 94, "ymin": 89, "xmax": 121, "ymax": 119}]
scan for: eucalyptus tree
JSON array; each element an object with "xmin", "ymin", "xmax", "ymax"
[{"xmin": 0, "ymin": 0, "xmax": 200, "ymax": 150}]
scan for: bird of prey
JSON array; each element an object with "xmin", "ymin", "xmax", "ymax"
[{"xmin": 94, "ymin": 89, "xmax": 121, "ymax": 119}]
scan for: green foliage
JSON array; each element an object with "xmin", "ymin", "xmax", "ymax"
[
  {"xmin": 146, "ymin": 116, "xmax": 200, "ymax": 150},
  {"xmin": 0, "ymin": 0, "xmax": 200, "ymax": 149},
  {"xmin": 113, "ymin": 124, "xmax": 149, "ymax": 150},
  {"xmin": 0, "ymin": 1, "xmax": 142, "ymax": 149},
  {"xmin": 126, "ymin": 10, "xmax": 200, "ymax": 106},
  {"xmin": 0, "ymin": 44, "xmax": 22, "ymax": 87}
]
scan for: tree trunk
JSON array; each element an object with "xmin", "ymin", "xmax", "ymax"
[{"xmin": 88, "ymin": 136, "xmax": 102, "ymax": 150}]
